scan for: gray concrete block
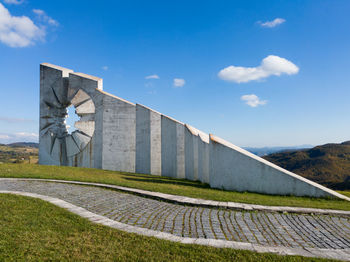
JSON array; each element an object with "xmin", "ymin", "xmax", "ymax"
[
  {"xmin": 161, "ymin": 115, "xmax": 177, "ymax": 178},
  {"xmin": 150, "ymin": 109, "xmax": 162, "ymax": 176},
  {"xmin": 136, "ymin": 104, "xmax": 151, "ymax": 174},
  {"xmin": 176, "ymin": 123, "xmax": 185, "ymax": 179},
  {"xmin": 101, "ymin": 93, "xmax": 136, "ymax": 173}
]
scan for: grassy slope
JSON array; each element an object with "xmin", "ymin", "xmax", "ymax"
[
  {"xmin": 0, "ymin": 194, "xmax": 333, "ymax": 262},
  {"xmin": 264, "ymin": 141, "xmax": 350, "ymax": 190},
  {"xmin": 0, "ymin": 163, "xmax": 349, "ymax": 211}
]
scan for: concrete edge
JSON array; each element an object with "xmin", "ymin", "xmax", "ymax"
[
  {"xmin": 95, "ymin": 89, "xmax": 135, "ymax": 105},
  {"xmin": 40, "ymin": 63, "xmax": 74, "ymax": 77},
  {"xmin": 1, "ymin": 178, "xmax": 350, "ymax": 217},
  {"xmin": 1, "ymin": 190, "xmax": 349, "ymax": 261}
]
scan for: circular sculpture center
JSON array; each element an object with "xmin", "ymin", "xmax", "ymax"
[{"xmin": 40, "ymin": 88, "xmax": 95, "ymax": 162}]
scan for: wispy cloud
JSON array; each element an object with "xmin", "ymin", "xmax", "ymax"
[
  {"xmin": 0, "ymin": 134, "xmax": 10, "ymax": 140},
  {"xmin": 241, "ymin": 94, "xmax": 267, "ymax": 107},
  {"xmin": 145, "ymin": 74, "xmax": 160, "ymax": 80},
  {"xmin": 102, "ymin": 66, "xmax": 108, "ymax": 71},
  {"xmin": 33, "ymin": 9, "xmax": 59, "ymax": 26},
  {"xmin": 0, "ymin": 117, "xmax": 35, "ymax": 123},
  {"xmin": 0, "ymin": 3, "xmax": 45, "ymax": 47},
  {"xmin": 259, "ymin": 18, "xmax": 286, "ymax": 28},
  {"xmin": 173, "ymin": 78, "xmax": 185, "ymax": 87},
  {"xmin": 3, "ymin": 0, "xmax": 24, "ymax": 5},
  {"xmin": 0, "ymin": 132, "xmax": 38, "ymax": 143},
  {"xmin": 218, "ymin": 55, "xmax": 299, "ymax": 83}
]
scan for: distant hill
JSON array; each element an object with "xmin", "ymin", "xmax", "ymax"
[
  {"xmin": 7, "ymin": 142, "xmax": 39, "ymax": 148},
  {"xmin": 263, "ymin": 141, "xmax": 350, "ymax": 190},
  {"xmin": 244, "ymin": 145, "xmax": 313, "ymax": 156}
]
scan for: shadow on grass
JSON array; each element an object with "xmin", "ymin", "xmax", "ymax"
[{"xmin": 121, "ymin": 173, "xmax": 211, "ymax": 189}]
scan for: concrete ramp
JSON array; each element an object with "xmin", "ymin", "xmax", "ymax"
[{"xmin": 209, "ymin": 134, "xmax": 349, "ymax": 200}]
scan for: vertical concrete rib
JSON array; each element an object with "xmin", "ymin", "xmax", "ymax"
[
  {"xmin": 150, "ymin": 109, "xmax": 162, "ymax": 176},
  {"xmin": 136, "ymin": 104, "xmax": 151, "ymax": 174},
  {"xmin": 198, "ymin": 136, "xmax": 210, "ymax": 184},
  {"xmin": 176, "ymin": 123, "xmax": 185, "ymax": 179},
  {"xmin": 185, "ymin": 128, "xmax": 194, "ymax": 180},
  {"xmin": 161, "ymin": 115, "xmax": 177, "ymax": 178}
]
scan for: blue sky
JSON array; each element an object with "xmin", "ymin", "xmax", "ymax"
[{"xmin": 0, "ymin": 0, "xmax": 350, "ymax": 147}]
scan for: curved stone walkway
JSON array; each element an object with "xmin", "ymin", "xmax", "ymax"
[{"xmin": 1, "ymin": 179, "xmax": 350, "ymax": 260}]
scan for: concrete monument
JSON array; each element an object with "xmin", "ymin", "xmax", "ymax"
[{"xmin": 39, "ymin": 63, "xmax": 347, "ymax": 200}]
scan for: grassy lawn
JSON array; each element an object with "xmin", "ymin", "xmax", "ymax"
[
  {"xmin": 0, "ymin": 193, "xmax": 334, "ymax": 262},
  {"xmin": 0, "ymin": 163, "xmax": 349, "ymax": 211}
]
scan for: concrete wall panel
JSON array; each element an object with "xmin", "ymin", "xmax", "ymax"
[
  {"xmin": 198, "ymin": 137, "xmax": 209, "ymax": 184},
  {"xmin": 176, "ymin": 123, "xmax": 185, "ymax": 179},
  {"xmin": 161, "ymin": 116, "xmax": 177, "ymax": 178},
  {"xmin": 136, "ymin": 104, "xmax": 151, "ymax": 174},
  {"xmin": 185, "ymin": 128, "xmax": 194, "ymax": 180},
  {"xmin": 101, "ymin": 93, "xmax": 136, "ymax": 173},
  {"xmin": 150, "ymin": 110, "xmax": 162, "ymax": 176},
  {"xmin": 209, "ymin": 135, "xmax": 338, "ymax": 198}
]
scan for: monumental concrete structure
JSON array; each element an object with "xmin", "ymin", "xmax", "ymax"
[{"xmin": 39, "ymin": 63, "xmax": 347, "ymax": 200}]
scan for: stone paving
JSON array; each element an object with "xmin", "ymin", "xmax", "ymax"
[{"xmin": 1, "ymin": 179, "xmax": 350, "ymax": 252}]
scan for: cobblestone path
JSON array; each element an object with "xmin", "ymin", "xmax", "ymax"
[{"xmin": 1, "ymin": 180, "xmax": 350, "ymax": 250}]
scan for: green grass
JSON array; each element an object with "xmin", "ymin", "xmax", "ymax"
[
  {"xmin": 0, "ymin": 163, "xmax": 349, "ymax": 211},
  {"xmin": 0, "ymin": 193, "xmax": 334, "ymax": 261}
]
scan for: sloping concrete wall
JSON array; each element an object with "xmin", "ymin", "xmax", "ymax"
[
  {"xmin": 208, "ymin": 135, "xmax": 347, "ymax": 198},
  {"xmin": 100, "ymin": 91, "xmax": 136, "ymax": 173},
  {"xmin": 39, "ymin": 63, "xmax": 350, "ymax": 200}
]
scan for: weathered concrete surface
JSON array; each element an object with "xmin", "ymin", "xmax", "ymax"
[
  {"xmin": 39, "ymin": 63, "xmax": 350, "ymax": 200},
  {"xmin": 176, "ymin": 122, "xmax": 185, "ymax": 179},
  {"xmin": 198, "ymin": 135, "xmax": 210, "ymax": 184},
  {"xmin": 100, "ymin": 92, "xmax": 136, "ymax": 173},
  {"xmin": 136, "ymin": 104, "xmax": 151, "ymax": 174},
  {"xmin": 150, "ymin": 108, "xmax": 162, "ymax": 176},
  {"xmin": 185, "ymin": 125, "xmax": 199, "ymax": 181},
  {"xmin": 161, "ymin": 115, "xmax": 177, "ymax": 178},
  {"xmin": 209, "ymin": 134, "xmax": 349, "ymax": 199},
  {"xmin": 135, "ymin": 104, "xmax": 162, "ymax": 175}
]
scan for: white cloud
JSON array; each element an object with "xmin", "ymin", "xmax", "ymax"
[
  {"xmin": 15, "ymin": 132, "xmax": 38, "ymax": 138},
  {"xmin": 0, "ymin": 117, "xmax": 35, "ymax": 123},
  {"xmin": 102, "ymin": 66, "xmax": 108, "ymax": 71},
  {"xmin": 218, "ymin": 55, "xmax": 299, "ymax": 83},
  {"xmin": 3, "ymin": 0, "xmax": 24, "ymax": 5},
  {"xmin": 173, "ymin": 78, "xmax": 185, "ymax": 87},
  {"xmin": 0, "ymin": 134, "xmax": 10, "ymax": 139},
  {"xmin": 145, "ymin": 74, "xmax": 160, "ymax": 79},
  {"xmin": 32, "ymin": 9, "xmax": 44, "ymax": 15},
  {"xmin": 259, "ymin": 18, "xmax": 286, "ymax": 28},
  {"xmin": 0, "ymin": 3, "xmax": 45, "ymax": 47},
  {"xmin": 0, "ymin": 132, "xmax": 38, "ymax": 143},
  {"xmin": 33, "ymin": 9, "xmax": 58, "ymax": 26},
  {"xmin": 241, "ymin": 94, "xmax": 267, "ymax": 107}
]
